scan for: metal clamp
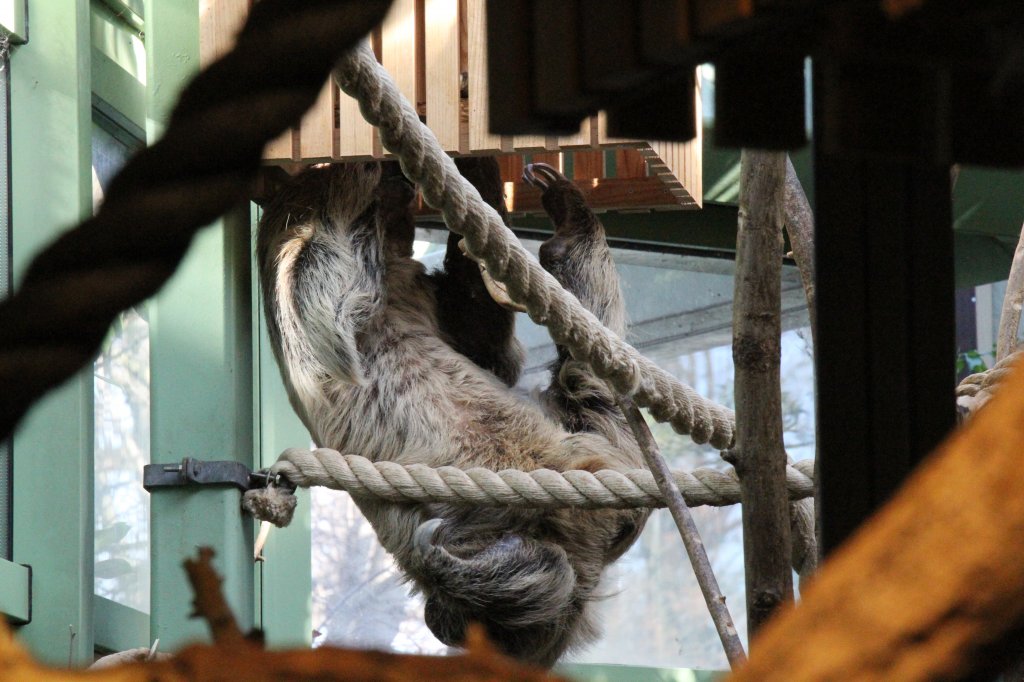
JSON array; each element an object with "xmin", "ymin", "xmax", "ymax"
[{"xmin": 143, "ymin": 458, "xmax": 266, "ymax": 493}]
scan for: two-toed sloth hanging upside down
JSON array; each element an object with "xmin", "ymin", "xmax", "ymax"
[{"xmin": 257, "ymin": 157, "xmax": 649, "ymax": 666}]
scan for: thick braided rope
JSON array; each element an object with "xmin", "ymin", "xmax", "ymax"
[
  {"xmin": 0, "ymin": 0, "xmax": 393, "ymax": 440},
  {"xmin": 333, "ymin": 46, "xmax": 736, "ymax": 450},
  {"xmin": 956, "ymin": 350, "xmax": 1024, "ymax": 417},
  {"xmin": 267, "ymin": 448, "xmax": 814, "ymax": 509}
]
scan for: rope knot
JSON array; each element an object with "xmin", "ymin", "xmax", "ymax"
[
  {"xmin": 956, "ymin": 350, "xmax": 1024, "ymax": 419},
  {"xmin": 242, "ymin": 483, "xmax": 298, "ymax": 528}
]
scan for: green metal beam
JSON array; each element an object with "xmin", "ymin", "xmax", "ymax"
[
  {"xmin": 252, "ymin": 205, "xmax": 313, "ymax": 648},
  {"xmin": 10, "ymin": 0, "xmax": 95, "ymax": 664},
  {"xmin": 93, "ymin": 596, "xmax": 147, "ymax": 652},
  {"xmin": 0, "ymin": 559, "xmax": 31, "ymax": 623},
  {"xmin": 145, "ymin": 0, "xmax": 255, "ymax": 651}
]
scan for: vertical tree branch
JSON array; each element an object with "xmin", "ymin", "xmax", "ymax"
[
  {"xmin": 782, "ymin": 155, "xmax": 820, "ymax": 584},
  {"xmin": 728, "ymin": 150, "xmax": 794, "ymax": 638},
  {"xmin": 783, "ymin": 156, "xmax": 816, "ymax": 336}
]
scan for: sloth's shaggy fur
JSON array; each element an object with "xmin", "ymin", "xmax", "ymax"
[{"xmin": 257, "ymin": 158, "xmax": 648, "ymax": 666}]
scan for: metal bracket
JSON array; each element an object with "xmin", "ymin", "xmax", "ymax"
[{"xmin": 143, "ymin": 458, "xmax": 269, "ymax": 493}]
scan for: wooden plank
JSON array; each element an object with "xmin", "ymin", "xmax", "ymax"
[
  {"xmin": 265, "ymin": 130, "xmax": 297, "ymax": 164},
  {"xmin": 497, "ymin": 154, "xmax": 524, "ymax": 183},
  {"xmin": 597, "ymin": 111, "xmax": 634, "ymax": 146},
  {"xmin": 530, "ymin": 152, "xmax": 561, "ymax": 171},
  {"xmin": 557, "ymin": 117, "xmax": 594, "ymax": 149},
  {"xmin": 382, "ymin": 0, "xmax": 418, "ymax": 105},
  {"xmin": 692, "ymin": 0, "xmax": 753, "ymax": 36},
  {"xmin": 646, "ymin": 140, "xmax": 701, "ymax": 206},
  {"xmin": 572, "ymin": 150, "xmax": 604, "ymax": 180},
  {"xmin": 639, "ymin": 0, "xmax": 689, "ymax": 67},
  {"xmin": 512, "ymin": 135, "xmax": 547, "ymax": 151},
  {"xmin": 615, "ymin": 148, "xmax": 648, "ymax": 178},
  {"xmin": 532, "ymin": 0, "xmax": 596, "ymax": 119},
  {"xmin": 424, "ymin": 0, "xmax": 461, "ymax": 152},
  {"xmin": 691, "ymin": 82, "xmax": 703, "ymax": 205},
  {"xmin": 484, "ymin": 0, "xmax": 535, "ymax": 134},
  {"xmin": 299, "ymin": 77, "xmax": 336, "ymax": 162},
  {"xmin": 419, "ymin": 176, "xmax": 685, "ymax": 215},
  {"xmin": 466, "ymin": 0, "xmax": 501, "ymax": 152},
  {"xmin": 199, "ymin": 0, "xmax": 248, "ymax": 66},
  {"xmin": 579, "ymin": 0, "xmax": 649, "ymax": 93},
  {"xmin": 337, "ymin": 90, "xmax": 376, "ymax": 159}
]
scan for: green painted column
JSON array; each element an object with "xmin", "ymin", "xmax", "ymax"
[
  {"xmin": 10, "ymin": 0, "xmax": 95, "ymax": 665},
  {"xmin": 145, "ymin": 0, "xmax": 254, "ymax": 650},
  {"xmin": 252, "ymin": 205, "xmax": 313, "ymax": 646}
]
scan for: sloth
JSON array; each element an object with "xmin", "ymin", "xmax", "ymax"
[{"xmin": 257, "ymin": 157, "xmax": 649, "ymax": 666}]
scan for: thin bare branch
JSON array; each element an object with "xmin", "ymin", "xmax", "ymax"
[{"xmin": 617, "ymin": 397, "xmax": 747, "ymax": 669}]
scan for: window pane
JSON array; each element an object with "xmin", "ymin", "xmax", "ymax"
[
  {"xmin": 310, "ymin": 228, "xmax": 815, "ymax": 669},
  {"xmin": 92, "ymin": 120, "xmax": 150, "ymax": 613}
]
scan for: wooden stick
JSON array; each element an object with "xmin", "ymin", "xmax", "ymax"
[
  {"xmin": 782, "ymin": 154, "xmax": 820, "ymax": 584},
  {"xmin": 0, "ymin": 547, "xmax": 565, "ymax": 681},
  {"xmin": 617, "ymin": 396, "xmax": 748, "ymax": 669},
  {"xmin": 783, "ymin": 156, "xmax": 816, "ymax": 338},
  {"xmin": 183, "ymin": 547, "xmax": 248, "ymax": 648},
  {"xmin": 728, "ymin": 150, "xmax": 793, "ymax": 638}
]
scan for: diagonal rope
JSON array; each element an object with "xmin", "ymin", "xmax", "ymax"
[
  {"xmin": 256, "ymin": 448, "xmax": 815, "ymax": 510},
  {"xmin": 332, "ymin": 45, "xmax": 737, "ymax": 450}
]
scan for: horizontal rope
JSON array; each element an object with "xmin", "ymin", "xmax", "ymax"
[
  {"xmin": 956, "ymin": 350, "xmax": 1023, "ymax": 417},
  {"xmin": 268, "ymin": 448, "xmax": 815, "ymax": 510}
]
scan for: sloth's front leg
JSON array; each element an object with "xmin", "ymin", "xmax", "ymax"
[
  {"xmin": 432, "ymin": 157, "xmax": 524, "ymax": 386},
  {"xmin": 523, "ymin": 162, "xmax": 625, "ymax": 339}
]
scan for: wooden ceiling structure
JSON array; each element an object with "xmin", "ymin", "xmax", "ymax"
[
  {"xmin": 481, "ymin": 0, "xmax": 1024, "ymax": 556},
  {"xmin": 200, "ymin": 0, "xmax": 703, "ymax": 215}
]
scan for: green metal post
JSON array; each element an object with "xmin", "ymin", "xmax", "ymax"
[
  {"xmin": 145, "ymin": 0, "xmax": 254, "ymax": 650},
  {"xmin": 9, "ymin": 0, "xmax": 95, "ymax": 664},
  {"xmin": 253, "ymin": 201, "xmax": 313, "ymax": 646}
]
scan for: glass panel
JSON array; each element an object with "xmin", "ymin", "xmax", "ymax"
[
  {"xmin": 92, "ymin": 120, "xmax": 150, "ymax": 613},
  {"xmin": 310, "ymin": 227, "xmax": 815, "ymax": 669}
]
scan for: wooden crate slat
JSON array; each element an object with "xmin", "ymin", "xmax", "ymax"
[
  {"xmin": 530, "ymin": 152, "xmax": 561, "ymax": 171},
  {"xmin": 647, "ymin": 140, "xmax": 700, "ymax": 207},
  {"xmin": 513, "ymin": 135, "xmax": 547, "ymax": 151},
  {"xmin": 572, "ymin": 150, "xmax": 604, "ymax": 180},
  {"xmin": 467, "ymin": 0, "xmax": 501, "ymax": 152},
  {"xmin": 557, "ymin": 117, "xmax": 595, "ymax": 149},
  {"xmin": 299, "ymin": 77, "xmax": 337, "ymax": 162},
  {"xmin": 199, "ymin": 0, "xmax": 247, "ymax": 65},
  {"xmin": 691, "ymin": 78, "xmax": 703, "ymax": 204},
  {"xmin": 200, "ymin": 0, "xmax": 702, "ymax": 210},
  {"xmin": 616, "ymin": 148, "xmax": 648, "ymax": 178},
  {"xmin": 337, "ymin": 90, "xmax": 376, "ymax": 158},
  {"xmin": 424, "ymin": 0, "xmax": 461, "ymax": 152},
  {"xmin": 597, "ymin": 111, "xmax": 633, "ymax": 147},
  {"xmin": 264, "ymin": 131, "xmax": 297, "ymax": 164},
  {"xmin": 382, "ymin": 0, "xmax": 418, "ymax": 105}
]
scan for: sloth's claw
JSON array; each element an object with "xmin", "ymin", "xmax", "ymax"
[{"xmin": 522, "ymin": 162, "xmax": 565, "ymax": 191}]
